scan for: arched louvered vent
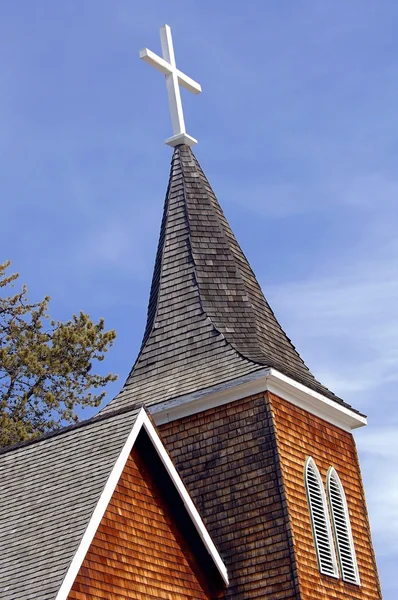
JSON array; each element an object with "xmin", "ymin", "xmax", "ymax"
[
  {"xmin": 304, "ymin": 457, "xmax": 339, "ymax": 578},
  {"xmin": 327, "ymin": 467, "xmax": 360, "ymax": 585}
]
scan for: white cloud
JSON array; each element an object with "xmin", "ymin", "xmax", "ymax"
[
  {"xmin": 80, "ymin": 207, "xmax": 158, "ymax": 277},
  {"xmin": 265, "ymin": 248, "xmax": 398, "ymax": 403},
  {"xmin": 357, "ymin": 428, "xmax": 398, "ymax": 555},
  {"xmin": 225, "ymin": 169, "xmax": 398, "ymax": 219}
]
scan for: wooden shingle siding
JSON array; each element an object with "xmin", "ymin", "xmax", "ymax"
[
  {"xmin": 160, "ymin": 393, "xmax": 300, "ymax": 599},
  {"xmin": 68, "ymin": 446, "xmax": 211, "ymax": 600},
  {"xmin": 269, "ymin": 392, "xmax": 382, "ymax": 599}
]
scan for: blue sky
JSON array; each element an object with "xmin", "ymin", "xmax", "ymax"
[{"xmin": 0, "ymin": 1, "xmax": 397, "ymax": 596}]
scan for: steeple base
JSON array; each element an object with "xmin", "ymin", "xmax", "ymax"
[{"xmin": 165, "ymin": 132, "xmax": 197, "ymax": 146}]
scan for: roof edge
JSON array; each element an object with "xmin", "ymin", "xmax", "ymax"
[
  {"xmin": 0, "ymin": 404, "xmax": 142, "ymax": 456},
  {"xmin": 149, "ymin": 368, "xmax": 367, "ymax": 432},
  {"xmin": 55, "ymin": 407, "xmax": 228, "ymax": 600}
]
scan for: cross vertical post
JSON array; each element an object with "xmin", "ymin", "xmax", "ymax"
[
  {"xmin": 139, "ymin": 24, "xmax": 202, "ymax": 147},
  {"xmin": 160, "ymin": 25, "xmax": 186, "ymax": 139}
]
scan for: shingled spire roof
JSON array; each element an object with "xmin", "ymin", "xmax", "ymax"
[{"xmin": 105, "ymin": 145, "xmax": 351, "ymax": 413}]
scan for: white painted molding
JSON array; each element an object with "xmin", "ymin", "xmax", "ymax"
[
  {"xmin": 55, "ymin": 409, "xmax": 146, "ymax": 600},
  {"xmin": 142, "ymin": 415, "xmax": 229, "ymax": 585},
  {"xmin": 327, "ymin": 467, "xmax": 361, "ymax": 585},
  {"xmin": 150, "ymin": 368, "xmax": 367, "ymax": 432},
  {"xmin": 55, "ymin": 408, "xmax": 228, "ymax": 600},
  {"xmin": 165, "ymin": 132, "xmax": 198, "ymax": 147},
  {"xmin": 304, "ymin": 457, "xmax": 339, "ymax": 578}
]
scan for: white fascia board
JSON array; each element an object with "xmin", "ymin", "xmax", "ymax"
[
  {"xmin": 56, "ymin": 408, "xmax": 228, "ymax": 600},
  {"xmin": 55, "ymin": 409, "xmax": 147, "ymax": 600},
  {"xmin": 142, "ymin": 414, "xmax": 229, "ymax": 585},
  {"xmin": 150, "ymin": 368, "xmax": 367, "ymax": 432},
  {"xmin": 266, "ymin": 369, "xmax": 367, "ymax": 431}
]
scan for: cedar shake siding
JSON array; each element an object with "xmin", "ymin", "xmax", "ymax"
[
  {"xmin": 68, "ymin": 436, "xmax": 216, "ymax": 600},
  {"xmin": 269, "ymin": 392, "xmax": 382, "ymax": 600},
  {"xmin": 159, "ymin": 394, "xmax": 300, "ymax": 600},
  {"xmin": 159, "ymin": 392, "xmax": 382, "ymax": 600}
]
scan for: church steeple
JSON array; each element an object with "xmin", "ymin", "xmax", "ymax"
[
  {"xmin": 105, "ymin": 144, "xmax": 356, "ymax": 414},
  {"xmin": 102, "ymin": 24, "xmax": 382, "ymax": 600}
]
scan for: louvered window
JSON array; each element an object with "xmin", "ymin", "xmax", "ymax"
[
  {"xmin": 327, "ymin": 467, "xmax": 360, "ymax": 585},
  {"xmin": 304, "ymin": 457, "xmax": 339, "ymax": 578}
]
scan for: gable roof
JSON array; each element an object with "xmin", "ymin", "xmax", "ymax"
[
  {"xmin": 0, "ymin": 407, "xmax": 227, "ymax": 600},
  {"xmin": 105, "ymin": 144, "xmax": 355, "ymax": 414}
]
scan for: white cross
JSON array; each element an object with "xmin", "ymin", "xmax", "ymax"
[{"xmin": 139, "ymin": 24, "xmax": 202, "ymax": 147}]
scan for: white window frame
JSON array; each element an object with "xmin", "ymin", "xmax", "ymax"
[
  {"xmin": 304, "ymin": 457, "xmax": 339, "ymax": 578},
  {"xmin": 327, "ymin": 467, "xmax": 361, "ymax": 586}
]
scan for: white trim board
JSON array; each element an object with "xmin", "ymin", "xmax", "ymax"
[
  {"xmin": 150, "ymin": 368, "xmax": 367, "ymax": 432},
  {"xmin": 55, "ymin": 408, "xmax": 228, "ymax": 600}
]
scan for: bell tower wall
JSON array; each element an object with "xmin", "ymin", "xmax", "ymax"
[
  {"xmin": 269, "ymin": 392, "xmax": 382, "ymax": 599},
  {"xmin": 159, "ymin": 391, "xmax": 382, "ymax": 599},
  {"xmin": 159, "ymin": 393, "xmax": 300, "ymax": 599}
]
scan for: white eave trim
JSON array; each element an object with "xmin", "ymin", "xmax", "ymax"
[
  {"xmin": 150, "ymin": 368, "xmax": 367, "ymax": 432},
  {"xmin": 55, "ymin": 408, "xmax": 228, "ymax": 600},
  {"xmin": 142, "ymin": 413, "xmax": 229, "ymax": 585}
]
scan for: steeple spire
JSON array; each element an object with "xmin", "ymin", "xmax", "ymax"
[
  {"xmin": 105, "ymin": 145, "xmax": 354, "ymax": 414},
  {"xmin": 101, "ymin": 25, "xmax": 359, "ymax": 416}
]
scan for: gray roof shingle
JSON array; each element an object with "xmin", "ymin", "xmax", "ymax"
[
  {"xmin": 0, "ymin": 407, "xmax": 140, "ymax": 600},
  {"xmin": 105, "ymin": 145, "xmax": 357, "ymax": 414}
]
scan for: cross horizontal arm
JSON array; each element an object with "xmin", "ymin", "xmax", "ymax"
[
  {"xmin": 177, "ymin": 71, "xmax": 202, "ymax": 95},
  {"xmin": 140, "ymin": 48, "xmax": 201, "ymax": 95},
  {"xmin": 139, "ymin": 48, "xmax": 172, "ymax": 76}
]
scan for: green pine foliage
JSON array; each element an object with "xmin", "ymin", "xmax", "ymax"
[{"xmin": 0, "ymin": 260, "xmax": 117, "ymax": 447}]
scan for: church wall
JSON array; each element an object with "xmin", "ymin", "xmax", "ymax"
[
  {"xmin": 159, "ymin": 393, "xmax": 301, "ymax": 600},
  {"xmin": 269, "ymin": 392, "xmax": 383, "ymax": 600},
  {"xmin": 67, "ymin": 445, "xmax": 211, "ymax": 600}
]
